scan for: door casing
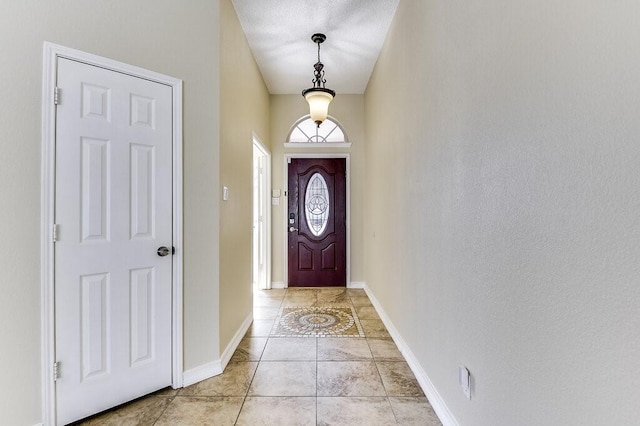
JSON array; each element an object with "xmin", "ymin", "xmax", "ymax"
[
  {"xmin": 40, "ymin": 42, "xmax": 183, "ymax": 425},
  {"xmin": 283, "ymin": 153, "xmax": 350, "ymax": 288}
]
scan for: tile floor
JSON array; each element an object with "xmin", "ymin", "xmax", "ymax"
[{"xmin": 76, "ymin": 288, "xmax": 442, "ymax": 425}]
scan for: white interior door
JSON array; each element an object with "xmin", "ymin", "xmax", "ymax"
[
  {"xmin": 54, "ymin": 57, "xmax": 173, "ymax": 424},
  {"xmin": 252, "ymin": 139, "xmax": 271, "ymax": 290}
]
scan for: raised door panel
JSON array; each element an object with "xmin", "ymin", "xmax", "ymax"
[
  {"xmin": 80, "ymin": 273, "xmax": 110, "ymax": 380},
  {"xmin": 82, "ymin": 83, "xmax": 111, "ymax": 122},
  {"xmin": 298, "ymin": 243, "xmax": 314, "ymax": 270},
  {"xmin": 321, "ymin": 243, "xmax": 336, "ymax": 270},
  {"xmin": 81, "ymin": 138, "xmax": 110, "ymax": 243},
  {"xmin": 130, "ymin": 144, "xmax": 155, "ymax": 239},
  {"xmin": 130, "ymin": 268, "xmax": 154, "ymax": 365}
]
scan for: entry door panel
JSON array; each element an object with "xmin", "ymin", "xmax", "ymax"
[
  {"xmin": 288, "ymin": 158, "xmax": 346, "ymax": 287},
  {"xmin": 54, "ymin": 58, "xmax": 173, "ymax": 424}
]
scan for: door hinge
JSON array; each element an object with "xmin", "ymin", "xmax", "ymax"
[
  {"xmin": 53, "ymin": 362, "xmax": 60, "ymax": 381},
  {"xmin": 53, "ymin": 87, "xmax": 60, "ymax": 105},
  {"xmin": 52, "ymin": 224, "xmax": 59, "ymax": 242}
]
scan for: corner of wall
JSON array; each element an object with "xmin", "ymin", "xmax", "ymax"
[
  {"xmin": 183, "ymin": 311, "xmax": 252, "ymax": 387},
  {"xmin": 362, "ymin": 283, "xmax": 459, "ymax": 426}
]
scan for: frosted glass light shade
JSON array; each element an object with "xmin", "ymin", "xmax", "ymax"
[{"xmin": 304, "ymin": 90, "xmax": 334, "ymax": 126}]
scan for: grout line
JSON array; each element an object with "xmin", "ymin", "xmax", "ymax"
[
  {"xmin": 150, "ymin": 392, "xmax": 175, "ymax": 425},
  {"xmin": 233, "ymin": 350, "xmax": 263, "ymax": 425},
  {"xmin": 233, "ymin": 395, "xmax": 246, "ymax": 425}
]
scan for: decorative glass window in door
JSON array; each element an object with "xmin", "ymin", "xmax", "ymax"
[
  {"xmin": 286, "ymin": 115, "xmax": 349, "ymax": 145},
  {"xmin": 305, "ymin": 173, "xmax": 330, "ymax": 237}
]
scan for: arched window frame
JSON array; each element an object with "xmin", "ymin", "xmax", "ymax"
[{"xmin": 284, "ymin": 115, "xmax": 351, "ymax": 149}]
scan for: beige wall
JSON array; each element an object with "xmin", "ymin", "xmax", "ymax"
[
  {"xmin": 0, "ymin": 1, "xmax": 221, "ymax": 424},
  {"xmin": 269, "ymin": 94, "xmax": 365, "ymax": 285},
  {"xmin": 219, "ymin": 0, "xmax": 270, "ymax": 349},
  {"xmin": 365, "ymin": 1, "xmax": 640, "ymax": 425}
]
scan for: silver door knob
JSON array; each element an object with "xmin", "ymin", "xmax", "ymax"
[
  {"xmin": 157, "ymin": 246, "xmax": 171, "ymax": 257},
  {"xmin": 289, "ymin": 226, "xmax": 299, "ymax": 232}
]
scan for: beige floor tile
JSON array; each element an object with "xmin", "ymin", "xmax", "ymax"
[
  {"xmin": 153, "ymin": 386, "xmax": 180, "ymax": 397},
  {"xmin": 317, "ymin": 287, "xmax": 347, "ymax": 295},
  {"xmin": 230, "ymin": 337, "xmax": 268, "ymax": 361},
  {"xmin": 255, "ymin": 288, "xmax": 286, "ymax": 298},
  {"xmin": 317, "ymin": 361, "xmax": 386, "ymax": 396},
  {"xmin": 350, "ymin": 296, "xmax": 373, "ymax": 307},
  {"xmin": 179, "ymin": 362, "xmax": 258, "ymax": 397},
  {"xmin": 286, "ymin": 287, "xmax": 320, "ymax": 294},
  {"xmin": 282, "ymin": 295, "xmax": 318, "ymax": 307},
  {"xmin": 248, "ymin": 361, "xmax": 316, "ymax": 396},
  {"xmin": 389, "ymin": 397, "xmax": 442, "ymax": 425},
  {"xmin": 285, "ymin": 288, "xmax": 320, "ymax": 300},
  {"xmin": 317, "ymin": 338, "xmax": 372, "ymax": 361},
  {"xmin": 316, "ymin": 288, "xmax": 350, "ymax": 305},
  {"xmin": 254, "ymin": 297, "xmax": 283, "ymax": 308},
  {"xmin": 360, "ymin": 319, "xmax": 391, "ymax": 338},
  {"xmin": 368, "ymin": 338, "xmax": 405, "ymax": 361},
  {"xmin": 155, "ymin": 396, "xmax": 243, "ymax": 426},
  {"xmin": 78, "ymin": 395, "xmax": 172, "ymax": 426},
  {"xmin": 261, "ymin": 337, "xmax": 317, "ymax": 361},
  {"xmin": 355, "ymin": 305, "xmax": 380, "ymax": 320},
  {"xmin": 315, "ymin": 301, "xmax": 352, "ymax": 308},
  {"xmin": 377, "ymin": 362, "xmax": 424, "ymax": 397},
  {"xmin": 346, "ymin": 288, "xmax": 367, "ymax": 297},
  {"xmin": 245, "ymin": 319, "xmax": 275, "ymax": 337},
  {"xmin": 254, "ymin": 306, "xmax": 281, "ymax": 320},
  {"xmin": 236, "ymin": 397, "xmax": 316, "ymax": 426},
  {"xmin": 317, "ymin": 396, "xmax": 396, "ymax": 426}
]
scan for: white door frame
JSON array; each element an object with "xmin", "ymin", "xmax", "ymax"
[
  {"xmin": 283, "ymin": 153, "xmax": 350, "ymax": 288},
  {"xmin": 40, "ymin": 42, "xmax": 183, "ymax": 425},
  {"xmin": 252, "ymin": 133, "xmax": 271, "ymax": 290}
]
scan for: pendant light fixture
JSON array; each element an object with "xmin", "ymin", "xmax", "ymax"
[{"xmin": 302, "ymin": 33, "xmax": 336, "ymax": 127}]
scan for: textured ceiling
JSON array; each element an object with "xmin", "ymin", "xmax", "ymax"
[{"xmin": 231, "ymin": 0, "xmax": 399, "ymax": 95}]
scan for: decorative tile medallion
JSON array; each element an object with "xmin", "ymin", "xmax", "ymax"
[{"xmin": 271, "ymin": 306, "xmax": 365, "ymax": 337}]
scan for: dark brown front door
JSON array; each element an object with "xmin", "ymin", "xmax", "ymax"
[{"xmin": 288, "ymin": 158, "xmax": 346, "ymax": 287}]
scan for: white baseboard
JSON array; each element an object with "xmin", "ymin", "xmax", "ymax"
[
  {"xmin": 271, "ymin": 281, "xmax": 286, "ymax": 289},
  {"xmin": 183, "ymin": 312, "xmax": 253, "ymax": 388},
  {"xmin": 182, "ymin": 360, "xmax": 222, "ymax": 388},
  {"xmin": 348, "ymin": 281, "xmax": 365, "ymax": 289},
  {"xmin": 220, "ymin": 312, "xmax": 253, "ymax": 369},
  {"xmin": 362, "ymin": 283, "xmax": 459, "ymax": 426}
]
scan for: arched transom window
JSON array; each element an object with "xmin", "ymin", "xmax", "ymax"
[{"xmin": 285, "ymin": 115, "xmax": 350, "ymax": 148}]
